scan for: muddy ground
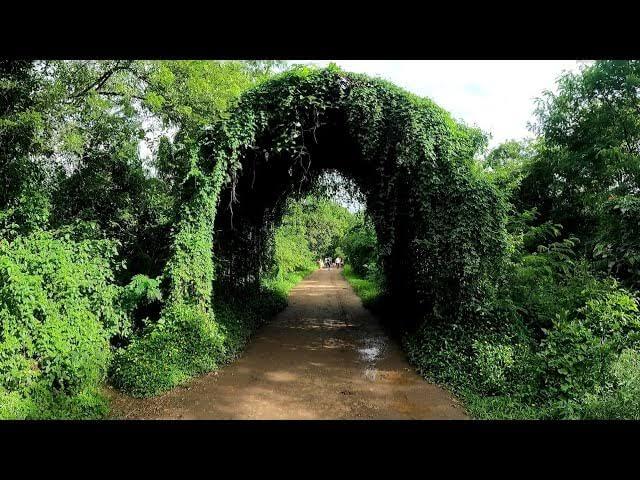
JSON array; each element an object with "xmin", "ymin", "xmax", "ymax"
[{"xmin": 108, "ymin": 268, "xmax": 468, "ymax": 419}]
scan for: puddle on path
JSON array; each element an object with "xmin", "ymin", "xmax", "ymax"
[
  {"xmin": 108, "ymin": 269, "xmax": 468, "ymax": 419},
  {"xmin": 358, "ymin": 336, "xmax": 387, "ymax": 382}
]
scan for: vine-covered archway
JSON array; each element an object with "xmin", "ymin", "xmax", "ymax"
[{"xmin": 112, "ymin": 66, "xmax": 508, "ymax": 394}]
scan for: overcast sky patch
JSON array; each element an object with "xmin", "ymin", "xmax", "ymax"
[{"xmin": 295, "ymin": 60, "xmax": 590, "ymax": 148}]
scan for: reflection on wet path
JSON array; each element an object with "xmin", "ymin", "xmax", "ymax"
[{"xmin": 108, "ymin": 269, "xmax": 468, "ymax": 419}]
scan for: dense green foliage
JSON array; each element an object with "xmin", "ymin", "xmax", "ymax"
[
  {"xmin": 0, "ymin": 60, "xmax": 283, "ymax": 414},
  {"xmin": 0, "ymin": 231, "xmax": 122, "ymax": 418},
  {"xmin": 522, "ymin": 61, "xmax": 640, "ymax": 288},
  {"xmin": 386, "ymin": 62, "xmax": 640, "ymax": 419},
  {"xmin": 109, "ymin": 273, "xmax": 304, "ymax": 397},
  {"xmin": 0, "ymin": 61, "xmax": 50, "ymax": 239},
  {"xmin": 342, "ymin": 264, "xmax": 382, "ymax": 308},
  {"xmin": 340, "ymin": 213, "xmax": 379, "ymax": 277},
  {"xmin": 403, "ymin": 236, "xmax": 640, "ymax": 419},
  {"xmin": 273, "ymin": 194, "xmax": 356, "ymax": 277},
  {"xmin": 110, "ymin": 65, "xmax": 506, "ymax": 400},
  {"xmin": 110, "ymin": 164, "xmax": 315, "ymax": 397},
  {"xmin": 3, "ymin": 59, "xmax": 640, "ymax": 420},
  {"xmin": 341, "ymin": 62, "xmax": 640, "ymax": 419},
  {"xmin": 208, "ymin": 65, "xmax": 505, "ymax": 322}
]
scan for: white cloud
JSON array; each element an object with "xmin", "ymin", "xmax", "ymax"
[{"xmin": 292, "ymin": 60, "xmax": 589, "ymax": 148}]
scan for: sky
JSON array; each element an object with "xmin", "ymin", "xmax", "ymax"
[
  {"xmin": 139, "ymin": 60, "xmax": 592, "ymax": 164},
  {"xmin": 294, "ymin": 60, "xmax": 592, "ymax": 149}
]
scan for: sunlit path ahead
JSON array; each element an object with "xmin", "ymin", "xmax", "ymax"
[{"xmin": 109, "ymin": 268, "xmax": 467, "ymax": 419}]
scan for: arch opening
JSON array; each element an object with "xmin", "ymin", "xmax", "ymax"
[
  {"xmin": 111, "ymin": 66, "xmax": 508, "ymax": 394},
  {"xmin": 200, "ymin": 66, "xmax": 507, "ymax": 323}
]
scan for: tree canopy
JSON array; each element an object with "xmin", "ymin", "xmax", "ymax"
[{"xmin": 3, "ymin": 60, "xmax": 640, "ymax": 420}]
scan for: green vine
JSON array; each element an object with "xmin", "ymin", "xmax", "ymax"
[{"xmin": 111, "ymin": 65, "xmax": 509, "ymax": 396}]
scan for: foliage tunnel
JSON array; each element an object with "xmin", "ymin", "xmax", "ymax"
[{"xmin": 111, "ymin": 66, "xmax": 509, "ymax": 395}]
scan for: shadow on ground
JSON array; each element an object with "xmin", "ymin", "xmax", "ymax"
[{"xmin": 108, "ymin": 269, "xmax": 467, "ymax": 420}]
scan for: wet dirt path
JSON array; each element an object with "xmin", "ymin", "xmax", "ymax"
[{"xmin": 108, "ymin": 268, "xmax": 468, "ymax": 419}]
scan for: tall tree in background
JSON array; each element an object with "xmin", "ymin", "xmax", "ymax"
[
  {"xmin": 521, "ymin": 60, "xmax": 640, "ymax": 286},
  {"xmin": 18, "ymin": 60, "xmax": 283, "ymax": 278},
  {"xmin": 0, "ymin": 61, "xmax": 50, "ymax": 238}
]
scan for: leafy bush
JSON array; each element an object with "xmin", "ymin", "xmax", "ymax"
[
  {"xmin": 0, "ymin": 231, "xmax": 123, "ymax": 419},
  {"xmin": 110, "ymin": 266, "xmax": 312, "ymax": 398},
  {"xmin": 109, "ymin": 164, "xmax": 318, "ymax": 398},
  {"xmin": 579, "ymin": 349, "xmax": 640, "ymax": 419},
  {"xmin": 341, "ymin": 205, "xmax": 640, "ymax": 420},
  {"xmin": 540, "ymin": 286, "xmax": 640, "ymax": 402},
  {"xmin": 298, "ymin": 196, "xmax": 355, "ymax": 259},
  {"xmin": 342, "ymin": 264, "xmax": 382, "ymax": 308},
  {"xmin": 404, "ymin": 307, "xmax": 534, "ymax": 395},
  {"xmin": 261, "ymin": 266, "xmax": 315, "ymax": 300},
  {"xmin": 119, "ymin": 274, "xmax": 162, "ymax": 340},
  {"xmin": 341, "ymin": 215, "xmax": 378, "ymax": 277},
  {"xmin": 472, "ymin": 341, "xmax": 517, "ymax": 395},
  {"xmin": 109, "ymin": 302, "xmax": 225, "ymax": 397},
  {"xmin": 213, "ymin": 270, "xmax": 311, "ymax": 363},
  {"xmin": 594, "ymin": 195, "xmax": 640, "ymax": 290},
  {"xmin": 272, "ymin": 213, "xmax": 315, "ymax": 277},
  {"xmin": 406, "ymin": 257, "xmax": 640, "ymax": 419}
]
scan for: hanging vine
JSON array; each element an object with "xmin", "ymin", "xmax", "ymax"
[{"xmin": 111, "ymin": 65, "xmax": 509, "ymax": 396}]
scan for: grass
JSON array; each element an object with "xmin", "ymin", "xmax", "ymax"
[
  {"xmin": 261, "ymin": 265, "xmax": 316, "ymax": 299},
  {"xmin": 341, "ymin": 264, "xmax": 493, "ymax": 419},
  {"xmin": 342, "ymin": 265, "xmax": 382, "ymax": 308}
]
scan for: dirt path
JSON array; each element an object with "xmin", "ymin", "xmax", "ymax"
[{"xmin": 108, "ymin": 268, "xmax": 468, "ymax": 419}]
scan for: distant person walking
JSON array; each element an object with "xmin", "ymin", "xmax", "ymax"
[
  {"xmin": 325, "ymin": 257, "xmax": 332, "ymax": 270},
  {"xmin": 335, "ymin": 257, "xmax": 342, "ymax": 269}
]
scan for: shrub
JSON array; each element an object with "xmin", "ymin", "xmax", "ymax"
[
  {"xmin": 403, "ymin": 263, "xmax": 640, "ymax": 419},
  {"xmin": 594, "ymin": 195, "xmax": 640, "ymax": 290},
  {"xmin": 578, "ymin": 349, "xmax": 640, "ymax": 419},
  {"xmin": 341, "ymin": 216, "xmax": 378, "ymax": 277},
  {"xmin": 539, "ymin": 286, "xmax": 640, "ymax": 403},
  {"xmin": 109, "ymin": 267, "xmax": 312, "ymax": 398},
  {"xmin": 342, "ymin": 264, "xmax": 382, "ymax": 308},
  {"xmin": 119, "ymin": 274, "xmax": 162, "ymax": 339},
  {"xmin": 472, "ymin": 341, "xmax": 516, "ymax": 395},
  {"xmin": 0, "ymin": 231, "xmax": 123, "ymax": 419},
  {"xmin": 273, "ymin": 222, "xmax": 315, "ymax": 277},
  {"xmin": 109, "ymin": 302, "xmax": 225, "ymax": 397},
  {"xmin": 356, "ymin": 213, "xmax": 640, "ymax": 420},
  {"xmin": 213, "ymin": 275, "xmax": 304, "ymax": 363},
  {"xmin": 404, "ymin": 310, "xmax": 534, "ymax": 396}
]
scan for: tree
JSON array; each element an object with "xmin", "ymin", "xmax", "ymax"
[
  {"xmin": 33, "ymin": 60, "xmax": 281, "ymax": 279},
  {"xmin": 299, "ymin": 196, "xmax": 356, "ymax": 259},
  {"xmin": 521, "ymin": 61, "xmax": 640, "ymax": 286},
  {"xmin": 340, "ymin": 213, "xmax": 378, "ymax": 276},
  {"xmin": 271, "ymin": 195, "xmax": 357, "ymax": 277},
  {"xmin": 524, "ymin": 61, "xmax": 640, "ymax": 235},
  {"xmin": 483, "ymin": 139, "xmax": 534, "ymax": 201},
  {"xmin": 484, "ymin": 139, "xmax": 531, "ymax": 169},
  {"xmin": 0, "ymin": 61, "xmax": 50, "ymax": 239}
]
